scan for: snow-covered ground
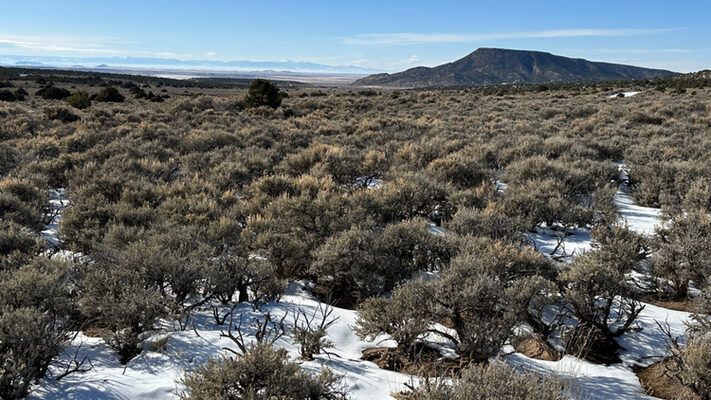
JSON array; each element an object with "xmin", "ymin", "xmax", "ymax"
[
  {"xmin": 36, "ymin": 189, "xmax": 407, "ymax": 399},
  {"xmin": 527, "ymin": 162, "xmax": 663, "ymax": 257},
  {"xmin": 355, "ymin": 176, "xmax": 382, "ymax": 189},
  {"xmin": 31, "ymin": 283, "xmax": 412, "ymax": 400},
  {"xmin": 427, "ymin": 223, "xmax": 445, "ymax": 236},
  {"xmin": 34, "ymin": 282, "xmax": 686, "ymax": 400},
  {"xmin": 506, "ymin": 301, "xmax": 689, "ymax": 400},
  {"xmin": 31, "ymin": 164, "xmax": 687, "ymax": 400},
  {"xmin": 506, "ymin": 162, "xmax": 684, "ymax": 400},
  {"xmin": 40, "ymin": 189, "xmax": 70, "ymax": 248},
  {"xmin": 615, "ymin": 162, "xmax": 663, "ymax": 236},
  {"xmin": 527, "ymin": 225, "xmax": 592, "ymax": 259},
  {"xmin": 615, "ymin": 191, "xmax": 663, "ymax": 236}
]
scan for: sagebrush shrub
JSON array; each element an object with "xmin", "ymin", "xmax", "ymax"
[
  {"xmin": 0, "ymin": 220, "xmax": 42, "ymax": 271},
  {"xmin": 0, "ymin": 307, "xmax": 68, "ymax": 400},
  {"xmin": 12, "ymin": 88, "xmax": 27, "ymax": 101},
  {"xmin": 356, "ymin": 238, "xmax": 551, "ymax": 361},
  {"xmin": 355, "ymin": 281, "xmax": 429, "ymax": 352},
  {"xmin": 652, "ymin": 211, "xmax": 711, "ymax": 299},
  {"xmin": 628, "ymin": 161, "xmax": 704, "ymax": 209},
  {"xmin": 445, "ymin": 206, "xmax": 524, "ymax": 243},
  {"xmin": 502, "ymin": 178, "xmax": 593, "ymax": 229},
  {"xmin": 44, "ymin": 107, "xmax": 80, "ymax": 123},
  {"xmin": 665, "ymin": 329, "xmax": 711, "ymax": 400},
  {"xmin": 79, "ymin": 261, "xmax": 166, "ymax": 363},
  {"xmin": 407, "ymin": 362, "xmax": 569, "ymax": 400},
  {"xmin": 0, "ymin": 143, "xmax": 20, "ymax": 177},
  {"xmin": 310, "ymin": 218, "xmax": 449, "ymax": 302},
  {"xmin": 0, "ymin": 255, "xmax": 74, "ymax": 399},
  {"xmin": 292, "ymin": 303, "xmax": 338, "ymax": 361},
  {"xmin": 0, "ymin": 257, "xmax": 73, "ymax": 316},
  {"xmin": 0, "ymin": 192, "xmax": 43, "ymax": 230},
  {"xmin": 561, "ymin": 249, "xmax": 644, "ymax": 339},
  {"xmin": 205, "ymin": 247, "xmax": 285, "ymax": 305},
  {"xmin": 590, "ymin": 224, "xmax": 648, "ymax": 273},
  {"xmin": 689, "ymin": 285, "xmax": 711, "ymax": 335},
  {"xmin": 179, "ymin": 343, "xmax": 348, "ymax": 400},
  {"xmin": 426, "ymin": 152, "xmax": 491, "ymax": 189}
]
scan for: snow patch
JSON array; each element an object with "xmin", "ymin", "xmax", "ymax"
[
  {"xmin": 427, "ymin": 224, "xmax": 445, "ymax": 236},
  {"xmin": 40, "ymin": 189, "xmax": 69, "ymax": 248},
  {"xmin": 606, "ymin": 91, "xmax": 641, "ymax": 99},
  {"xmin": 30, "ymin": 282, "xmax": 413, "ymax": 400},
  {"xmin": 355, "ymin": 176, "xmax": 381, "ymax": 189},
  {"xmin": 614, "ymin": 162, "xmax": 663, "ymax": 236},
  {"xmin": 504, "ymin": 302, "xmax": 690, "ymax": 400},
  {"xmin": 526, "ymin": 225, "xmax": 592, "ymax": 260}
]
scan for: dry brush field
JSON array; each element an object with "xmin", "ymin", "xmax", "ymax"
[{"xmin": 1, "ymin": 73, "xmax": 711, "ymax": 399}]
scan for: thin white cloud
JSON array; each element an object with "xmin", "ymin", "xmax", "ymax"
[
  {"xmin": 0, "ymin": 35, "xmax": 123, "ymax": 54},
  {"xmin": 344, "ymin": 28, "xmax": 680, "ymax": 46},
  {"xmin": 0, "ymin": 35, "xmax": 201, "ymax": 59}
]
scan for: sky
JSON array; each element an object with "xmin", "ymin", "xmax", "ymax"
[{"xmin": 0, "ymin": 0, "xmax": 709, "ymax": 72}]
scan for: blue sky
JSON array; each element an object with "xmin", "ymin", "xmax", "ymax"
[{"xmin": 1, "ymin": 0, "xmax": 709, "ymax": 72}]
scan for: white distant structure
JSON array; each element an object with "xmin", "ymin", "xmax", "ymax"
[{"xmin": 605, "ymin": 91, "xmax": 640, "ymax": 98}]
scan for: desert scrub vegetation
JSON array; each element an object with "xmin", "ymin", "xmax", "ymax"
[
  {"xmin": 65, "ymin": 90, "xmax": 91, "ymax": 109},
  {"xmin": 43, "ymin": 106, "xmax": 80, "ymax": 123},
  {"xmin": 651, "ymin": 211, "xmax": 711, "ymax": 300},
  {"xmin": 93, "ymin": 86, "xmax": 125, "ymax": 102},
  {"xmin": 179, "ymin": 343, "xmax": 348, "ymax": 400},
  {"xmin": 0, "ymin": 237, "xmax": 75, "ymax": 398},
  {"xmin": 356, "ymin": 237, "xmax": 555, "ymax": 363},
  {"xmin": 658, "ymin": 285, "xmax": 711, "ymax": 399},
  {"xmin": 405, "ymin": 362, "xmax": 569, "ymax": 400},
  {"xmin": 35, "ymin": 84, "xmax": 71, "ymax": 100},
  {"xmin": 0, "ymin": 88, "xmax": 26, "ymax": 102},
  {"xmin": 1, "ymin": 69, "xmax": 710, "ymax": 397}
]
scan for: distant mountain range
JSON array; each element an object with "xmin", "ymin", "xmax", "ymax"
[
  {"xmin": 353, "ymin": 48, "xmax": 677, "ymax": 88},
  {"xmin": 0, "ymin": 54, "xmax": 378, "ymax": 75}
]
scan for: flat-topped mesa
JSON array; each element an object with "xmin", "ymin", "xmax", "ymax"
[{"xmin": 353, "ymin": 47, "xmax": 676, "ymax": 88}]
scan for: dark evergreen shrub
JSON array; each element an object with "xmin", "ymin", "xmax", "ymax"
[
  {"xmin": 0, "ymin": 90, "xmax": 16, "ymax": 102},
  {"xmin": 244, "ymin": 79, "xmax": 282, "ymax": 109},
  {"xmin": 94, "ymin": 86, "xmax": 125, "ymax": 102},
  {"xmin": 13, "ymin": 88, "xmax": 27, "ymax": 101},
  {"xmin": 36, "ymin": 85, "xmax": 71, "ymax": 100},
  {"xmin": 65, "ymin": 91, "xmax": 92, "ymax": 109}
]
